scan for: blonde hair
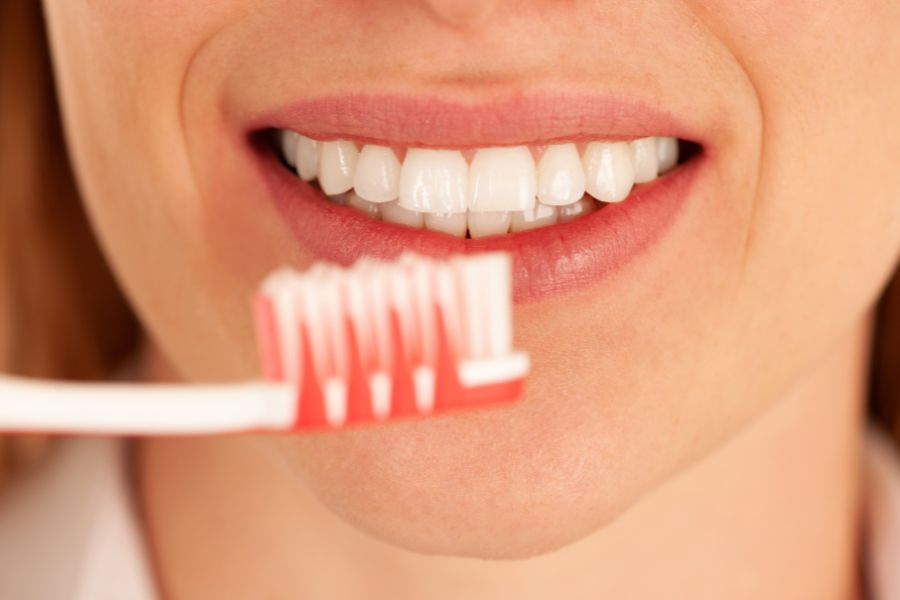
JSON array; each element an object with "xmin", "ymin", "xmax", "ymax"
[
  {"xmin": 1, "ymin": 2, "xmax": 899, "ymax": 487},
  {"xmin": 0, "ymin": 2, "xmax": 137, "ymax": 485}
]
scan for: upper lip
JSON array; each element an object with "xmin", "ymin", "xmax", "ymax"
[{"xmin": 243, "ymin": 92, "xmax": 701, "ymax": 149}]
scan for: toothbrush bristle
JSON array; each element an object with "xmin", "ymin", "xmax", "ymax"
[{"xmin": 253, "ymin": 252, "xmax": 528, "ymax": 430}]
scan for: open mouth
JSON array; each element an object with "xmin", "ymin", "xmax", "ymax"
[
  {"xmin": 273, "ymin": 131, "xmax": 685, "ymax": 238},
  {"xmin": 244, "ymin": 94, "xmax": 706, "ymax": 301}
]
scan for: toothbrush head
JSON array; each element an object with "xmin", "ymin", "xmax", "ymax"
[{"xmin": 253, "ymin": 252, "xmax": 530, "ymax": 430}]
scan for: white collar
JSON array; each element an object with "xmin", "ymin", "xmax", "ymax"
[
  {"xmin": 863, "ymin": 425, "xmax": 900, "ymax": 600},
  {"xmin": 0, "ymin": 438, "xmax": 156, "ymax": 599}
]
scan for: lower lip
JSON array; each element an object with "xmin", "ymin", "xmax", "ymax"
[{"xmin": 251, "ymin": 145, "xmax": 703, "ymax": 302}]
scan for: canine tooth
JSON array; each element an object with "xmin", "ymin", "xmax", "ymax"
[
  {"xmin": 537, "ymin": 143, "xmax": 585, "ymax": 206},
  {"xmin": 582, "ymin": 142, "xmax": 635, "ymax": 203},
  {"xmin": 354, "ymin": 145, "xmax": 401, "ymax": 203},
  {"xmin": 630, "ymin": 137, "xmax": 659, "ymax": 183},
  {"xmin": 346, "ymin": 191, "xmax": 382, "ymax": 219},
  {"xmin": 424, "ymin": 212, "xmax": 467, "ymax": 238},
  {"xmin": 657, "ymin": 137, "xmax": 679, "ymax": 173},
  {"xmin": 510, "ymin": 203, "xmax": 558, "ymax": 232},
  {"xmin": 380, "ymin": 200, "xmax": 424, "ymax": 229},
  {"xmin": 399, "ymin": 149, "xmax": 468, "ymax": 214},
  {"xmin": 468, "ymin": 211, "xmax": 511, "ymax": 238},
  {"xmin": 468, "ymin": 146, "xmax": 536, "ymax": 212},
  {"xmin": 558, "ymin": 196, "xmax": 597, "ymax": 223},
  {"xmin": 319, "ymin": 140, "xmax": 358, "ymax": 195},
  {"xmin": 280, "ymin": 130, "xmax": 300, "ymax": 169},
  {"xmin": 297, "ymin": 135, "xmax": 319, "ymax": 181}
]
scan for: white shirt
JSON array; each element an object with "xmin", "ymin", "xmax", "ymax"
[
  {"xmin": 1, "ymin": 427, "xmax": 899, "ymax": 600},
  {"xmin": 0, "ymin": 438, "xmax": 155, "ymax": 600}
]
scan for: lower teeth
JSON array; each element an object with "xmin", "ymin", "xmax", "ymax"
[{"xmin": 321, "ymin": 185, "xmax": 606, "ymax": 239}]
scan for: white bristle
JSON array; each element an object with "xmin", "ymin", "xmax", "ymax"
[
  {"xmin": 323, "ymin": 377, "xmax": 348, "ymax": 427},
  {"xmin": 454, "ymin": 255, "xmax": 488, "ymax": 360},
  {"xmin": 410, "ymin": 258, "xmax": 437, "ymax": 365},
  {"xmin": 345, "ymin": 266, "xmax": 374, "ymax": 369},
  {"xmin": 369, "ymin": 372, "xmax": 392, "ymax": 420},
  {"xmin": 413, "ymin": 366, "xmax": 435, "ymax": 414},
  {"xmin": 366, "ymin": 264, "xmax": 393, "ymax": 372},
  {"xmin": 299, "ymin": 271, "xmax": 330, "ymax": 381},
  {"xmin": 261, "ymin": 268, "xmax": 302, "ymax": 382},
  {"xmin": 478, "ymin": 253, "xmax": 513, "ymax": 357},
  {"xmin": 388, "ymin": 265, "xmax": 417, "ymax": 361},
  {"xmin": 320, "ymin": 271, "xmax": 348, "ymax": 378}
]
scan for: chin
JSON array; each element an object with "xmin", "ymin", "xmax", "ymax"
[{"xmin": 274, "ymin": 368, "xmax": 663, "ymax": 560}]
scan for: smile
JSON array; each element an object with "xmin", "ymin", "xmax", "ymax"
[
  {"xmin": 244, "ymin": 94, "xmax": 707, "ymax": 301},
  {"xmin": 276, "ymin": 131, "xmax": 681, "ymax": 238}
]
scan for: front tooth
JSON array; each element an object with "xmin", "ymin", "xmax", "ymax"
[
  {"xmin": 296, "ymin": 135, "xmax": 319, "ymax": 181},
  {"xmin": 468, "ymin": 146, "xmax": 536, "ymax": 212},
  {"xmin": 630, "ymin": 137, "xmax": 659, "ymax": 183},
  {"xmin": 582, "ymin": 142, "xmax": 635, "ymax": 203},
  {"xmin": 318, "ymin": 140, "xmax": 358, "ymax": 195},
  {"xmin": 346, "ymin": 191, "xmax": 382, "ymax": 219},
  {"xmin": 537, "ymin": 143, "xmax": 585, "ymax": 206},
  {"xmin": 399, "ymin": 149, "xmax": 468, "ymax": 214},
  {"xmin": 424, "ymin": 213, "xmax": 467, "ymax": 238},
  {"xmin": 468, "ymin": 212, "xmax": 511, "ymax": 238},
  {"xmin": 510, "ymin": 203, "xmax": 558, "ymax": 232},
  {"xmin": 657, "ymin": 137, "xmax": 679, "ymax": 173},
  {"xmin": 354, "ymin": 145, "xmax": 401, "ymax": 203},
  {"xmin": 280, "ymin": 130, "xmax": 300, "ymax": 169},
  {"xmin": 380, "ymin": 200, "xmax": 424, "ymax": 229},
  {"xmin": 558, "ymin": 197, "xmax": 597, "ymax": 224}
]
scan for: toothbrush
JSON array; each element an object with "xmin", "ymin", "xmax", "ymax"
[{"xmin": 0, "ymin": 252, "xmax": 529, "ymax": 435}]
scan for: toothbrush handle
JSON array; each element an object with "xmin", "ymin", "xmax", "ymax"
[{"xmin": 0, "ymin": 375, "xmax": 295, "ymax": 435}]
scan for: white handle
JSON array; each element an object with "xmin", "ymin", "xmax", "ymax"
[{"xmin": 0, "ymin": 375, "xmax": 295, "ymax": 435}]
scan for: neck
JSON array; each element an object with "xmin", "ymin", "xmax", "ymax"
[{"xmin": 135, "ymin": 316, "xmax": 869, "ymax": 600}]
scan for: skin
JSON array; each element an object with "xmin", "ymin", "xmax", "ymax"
[{"xmin": 41, "ymin": 0, "xmax": 900, "ymax": 597}]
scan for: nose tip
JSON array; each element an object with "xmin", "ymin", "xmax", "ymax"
[{"xmin": 419, "ymin": 0, "xmax": 503, "ymax": 28}]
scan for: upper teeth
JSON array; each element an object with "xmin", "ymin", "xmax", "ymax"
[{"xmin": 278, "ymin": 130, "xmax": 680, "ymax": 237}]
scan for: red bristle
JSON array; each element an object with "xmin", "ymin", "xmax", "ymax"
[
  {"xmin": 343, "ymin": 316, "xmax": 375, "ymax": 423},
  {"xmin": 433, "ymin": 302, "xmax": 463, "ymax": 412},
  {"xmin": 294, "ymin": 324, "xmax": 328, "ymax": 428},
  {"xmin": 388, "ymin": 309, "xmax": 419, "ymax": 417}
]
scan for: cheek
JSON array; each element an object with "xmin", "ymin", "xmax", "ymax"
[
  {"xmin": 710, "ymin": 1, "xmax": 900, "ymax": 349},
  {"xmin": 43, "ymin": 0, "xmax": 274, "ymax": 380}
]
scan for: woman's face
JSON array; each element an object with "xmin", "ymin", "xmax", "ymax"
[{"xmin": 43, "ymin": 1, "xmax": 900, "ymax": 557}]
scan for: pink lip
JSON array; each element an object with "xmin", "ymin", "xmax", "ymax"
[
  {"xmin": 242, "ymin": 93, "xmax": 706, "ymax": 302},
  {"xmin": 247, "ymin": 93, "xmax": 699, "ymax": 148}
]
